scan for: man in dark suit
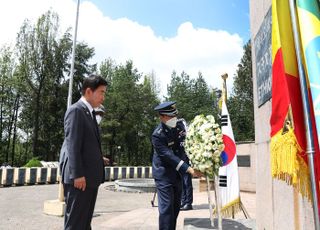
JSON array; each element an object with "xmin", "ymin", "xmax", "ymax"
[
  {"xmin": 59, "ymin": 74, "xmax": 108, "ymax": 230},
  {"xmin": 151, "ymin": 101, "xmax": 200, "ymax": 230}
]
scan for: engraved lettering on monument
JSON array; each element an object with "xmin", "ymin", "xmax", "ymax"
[{"xmin": 254, "ymin": 7, "xmax": 272, "ymax": 107}]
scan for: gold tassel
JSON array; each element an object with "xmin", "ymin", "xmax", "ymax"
[
  {"xmin": 271, "ymin": 128, "xmax": 311, "ymax": 199},
  {"xmin": 213, "ymin": 197, "xmax": 241, "ymax": 218}
]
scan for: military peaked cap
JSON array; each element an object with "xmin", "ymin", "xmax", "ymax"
[
  {"xmin": 154, "ymin": 101, "xmax": 178, "ymax": 116},
  {"xmin": 94, "ymin": 105, "xmax": 105, "ymax": 116}
]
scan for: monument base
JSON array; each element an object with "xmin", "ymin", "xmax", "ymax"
[
  {"xmin": 184, "ymin": 218, "xmax": 256, "ymax": 229},
  {"xmin": 43, "ymin": 199, "xmax": 65, "ymax": 216}
]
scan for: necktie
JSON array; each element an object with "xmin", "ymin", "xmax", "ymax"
[{"xmin": 92, "ymin": 110, "xmax": 99, "ymax": 134}]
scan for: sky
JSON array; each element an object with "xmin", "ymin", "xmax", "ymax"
[{"xmin": 0, "ymin": 0, "xmax": 250, "ymax": 96}]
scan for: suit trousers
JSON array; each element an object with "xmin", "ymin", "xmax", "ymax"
[
  {"xmin": 155, "ymin": 179, "xmax": 182, "ymax": 230},
  {"xmin": 181, "ymin": 172, "xmax": 193, "ymax": 206},
  {"xmin": 63, "ymin": 183, "xmax": 98, "ymax": 230}
]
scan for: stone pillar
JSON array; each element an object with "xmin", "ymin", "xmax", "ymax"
[
  {"xmin": 25, "ymin": 168, "xmax": 37, "ymax": 185},
  {"xmin": 137, "ymin": 167, "xmax": 142, "ymax": 178},
  {"xmin": 149, "ymin": 166, "xmax": 153, "ymax": 178},
  {"xmin": 117, "ymin": 166, "xmax": 122, "ymax": 179},
  {"xmin": 36, "ymin": 167, "xmax": 47, "ymax": 184},
  {"xmin": 46, "ymin": 168, "xmax": 57, "ymax": 184},
  {"xmin": 113, "ymin": 167, "xmax": 119, "ymax": 180},
  {"xmin": 133, "ymin": 167, "xmax": 138, "ymax": 178},
  {"xmin": 1, "ymin": 168, "xmax": 14, "ymax": 186},
  {"xmin": 13, "ymin": 167, "xmax": 26, "ymax": 185},
  {"xmin": 129, "ymin": 167, "xmax": 135, "ymax": 178},
  {"xmin": 250, "ymin": 0, "xmax": 315, "ymax": 229},
  {"xmin": 104, "ymin": 167, "xmax": 111, "ymax": 181}
]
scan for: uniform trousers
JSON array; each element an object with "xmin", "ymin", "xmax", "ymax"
[
  {"xmin": 181, "ymin": 172, "xmax": 193, "ymax": 206},
  {"xmin": 63, "ymin": 183, "xmax": 98, "ymax": 230},
  {"xmin": 155, "ymin": 178, "xmax": 182, "ymax": 230}
]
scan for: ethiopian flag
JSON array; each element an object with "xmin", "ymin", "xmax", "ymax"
[
  {"xmin": 270, "ymin": 0, "xmax": 311, "ymax": 198},
  {"xmin": 297, "ymin": 0, "xmax": 320, "ymax": 213},
  {"xmin": 297, "ymin": 2, "xmax": 320, "ymax": 135}
]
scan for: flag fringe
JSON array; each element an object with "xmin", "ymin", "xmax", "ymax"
[
  {"xmin": 271, "ymin": 128, "xmax": 311, "ymax": 199},
  {"xmin": 213, "ymin": 197, "xmax": 241, "ymax": 218}
]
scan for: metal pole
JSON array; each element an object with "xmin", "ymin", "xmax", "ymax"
[
  {"xmin": 221, "ymin": 73, "xmax": 228, "ymax": 102},
  {"xmin": 67, "ymin": 0, "xmax": 80, "ymax": 108},
  {"xmin": 288, "ymin": 0, "xmax": 320, "ymax": 228},
  {"xmin": 59, "ymin": 0, "xmax": 80, "ymax": 202},
  {"xmin": 206, "ymin": 175, "xmax": 215, "ymax": 227},
  {"xmin": 214, "ymin": 175, "xmax": 222, "ymax": 229}
]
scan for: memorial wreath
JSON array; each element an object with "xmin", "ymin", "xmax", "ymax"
[{"xmin": 185, "ymin": 114, "xmax": 224, "ymax": 178}]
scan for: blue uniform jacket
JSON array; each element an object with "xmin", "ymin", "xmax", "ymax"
[{"xmin": 152, "ymin": 120, "xmax": 189, "ymax": 182}]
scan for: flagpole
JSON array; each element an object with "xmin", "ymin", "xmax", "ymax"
[
  {"xmin": 67, "ymin": 0, "xmax": 80, "ymax": 108},
  {"xmin": 221, "ymin": 73, "xmax": 228, "ymax": 103},
  {"xmin": 214, "ymin": 175, "xmax": 222, "ymax": 229},
  {"xmin": 43, "ymin": 0, "xmax": 80, "ymax": 216},
  {"xmin": 61, "ymin": 0, "xmax": 81, "ymax": 203},
  {"xmin": 206, "ymin": 176, "xmax": 215, "ymax": 227},
  {"xmin": 212, "ymin": 73, "xmax": 230, "ymax": 229},
  {"xmin": 288, "ymin": 0, "xmax": 320, "ymax": 229}
]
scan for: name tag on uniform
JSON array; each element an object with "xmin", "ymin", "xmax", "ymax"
[{"xmin": 168, "ymin": 141, "xmax": 174, "ymax": 146}]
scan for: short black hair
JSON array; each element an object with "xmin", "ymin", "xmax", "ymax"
[{"xmin": 81, "ymin": 74, "xmax": 108, "ymax": 95}]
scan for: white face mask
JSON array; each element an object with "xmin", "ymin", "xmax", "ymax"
[
  {"xmin": 165, "ymin": 117, "xmax": 177, "ymax": 128},
  {"xmin": 96, "ymin": 115, "xmax": 102, "ymax": 124}
]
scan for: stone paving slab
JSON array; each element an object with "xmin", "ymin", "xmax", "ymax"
[
  {"xmin": 184, "ymin": 218, "xmax": 256, "ymax": 229},
  {"xmin": 0, "ymin": 179, "xmax": 256, "ymax": 230}
]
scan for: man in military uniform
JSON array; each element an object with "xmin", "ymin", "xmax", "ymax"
[
  {"xmin": 179, "ymin": 118, "xmax": 194, "ymax": 211},
  {"xmin": 93, "ymin": 105, "xmax": 111, "ymax": 166},
  {"xmin": 94, "ymin": 104, "xmax": 105, "ymax": 125},
  {"xmin": 152, "ymin": 101, "xmax": 199, "ymax": 230}
]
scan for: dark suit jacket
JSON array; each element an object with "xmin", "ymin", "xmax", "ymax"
[
  {"xmin": 151, "ymin": 121, "xmax": 189, "ymax": 183},
  {"xmin": 59, "ymin": 99, "xmax": 104, "ymax": 188}
]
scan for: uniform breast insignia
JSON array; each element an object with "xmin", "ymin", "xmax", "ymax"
[
  {"xmin": 156, "ymin": 128, "xmax": 162, "ymax": 134},
  {"xmin": 168, "ymin": 141, "xmax": 174, "ymax": 146}
]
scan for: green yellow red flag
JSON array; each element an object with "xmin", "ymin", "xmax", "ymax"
[
  {"xmin": 270, "ymin": 0, "xmax": 311, "ymax": 198},
  {"xmin": 296, "ymin": 0, "xmax": 320, "ymax": 213}
]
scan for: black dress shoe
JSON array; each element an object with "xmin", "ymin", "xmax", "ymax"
[{"xmin": 180, "ymin": 204, "xmax": 193, "ymax": 211}]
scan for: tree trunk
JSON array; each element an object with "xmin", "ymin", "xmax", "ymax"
[
  {"xmin": 0, "ymin": 96, "xmax": 3, "ymax": 161},
  {"xmin": 6, "ymin": 97, "xmax": 16, "ymax": 162},
  {"xmin": 32, "ymin": 90, "xmax": 41, "ymax": 157},
  {"xmin": 11, "ymin": 95, "xmax": 20, "ymax": 165}
]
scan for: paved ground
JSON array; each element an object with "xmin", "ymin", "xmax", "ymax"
[{"xmin": 0, "ymin": 179, "xmax": 256, "ymax": 229}]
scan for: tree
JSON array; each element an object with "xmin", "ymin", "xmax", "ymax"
[
  {"xmin": 15, "ymin": 11, "xmax": 96, "ymax": 162},
  {"xmin": 167, "ymin": 71, "xmax": 219, "ymax": 123},
  {"xmin": 0, "ymin": 46, "xmax": 17, "ymax": 165},
  {"xmin": 16, "ymin": 11, "xmax": 62, "ymax": 158},
  {"xmin": 190, "ymin": 73, "xmax": 219, "ymax": 121},
  {"xmin": 99, "ymin": 60, "xmax": 159, "ymax": 165},
  {"xmin": 228, "ymin": 40, "xmax": 254, "ymax": 141},
  {"xmin": 167, "ymin": 71, "xmax": 193, "ymax": 121}
]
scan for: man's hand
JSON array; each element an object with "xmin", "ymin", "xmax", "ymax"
[
  {"xmin": 74, "ymin": 176, "xmax": 86, "ymax": 191},
  {"xmin": 187, "ymin": 167, "xmax": 203, "ymax": 177},
  {"xmin": 103, "ymin": 157, "xmax": 110, "ymax": 166},
  {"xmin": 187, "ymin": 167, "xmax": 195, "ymax": 176},
  {"xmin": 193, "ymin": 169, "xmax": 204, "ymax": 177}
]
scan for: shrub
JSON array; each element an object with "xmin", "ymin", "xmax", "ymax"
[{"xmin": 24, "ymin": 157, "xmax": 42, "ymax": 167}]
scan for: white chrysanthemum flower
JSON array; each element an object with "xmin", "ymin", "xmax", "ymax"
[{"xmin": 185, "ymin": 114, "xmax": 224, "ymax": 178}]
